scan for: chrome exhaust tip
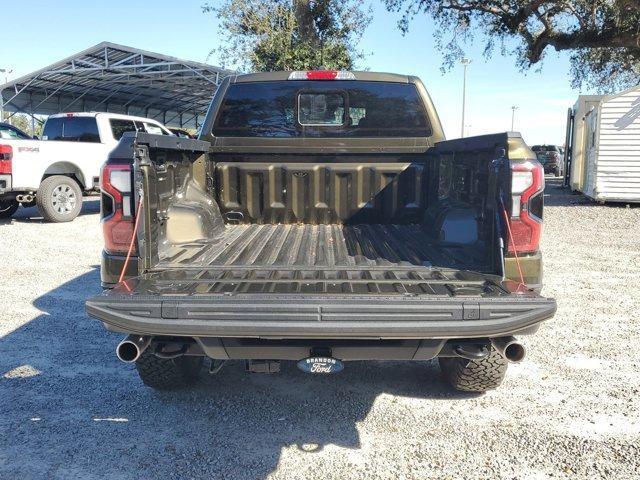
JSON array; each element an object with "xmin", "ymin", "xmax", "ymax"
[
  {"xmin": 116, "ymin": 335, "xmax": 151, "ymax": 363},
  {"xmin": 490, "ymin": 336, "xmax": 526, "ymax": 363}
]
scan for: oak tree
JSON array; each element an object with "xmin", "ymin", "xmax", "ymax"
[
  {"xmin": 384, "ymin": 0, "xmax": 640, "ymax": 90},
  {"xmin": 204, "ymin": 0, "xmax": 372, "ymax": 72}
]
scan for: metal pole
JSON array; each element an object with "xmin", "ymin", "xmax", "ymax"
[
  {"xmin": 460, "ymin": 58, "xmax": 471, "ymax": 138},
  {"xmin": 30, "ymin": 96, "xmax": 35, "ymax": 136},
  {"xmin": 0, "ymin": 68, "xmax": 11, "ymax": 85},
  {"xmin": 0, "ymin": 68, "xmax": 13, "ymax": 123},
  {"xmin": 511, "ymin": 106, "xmax": 518, "ymax": 131}
]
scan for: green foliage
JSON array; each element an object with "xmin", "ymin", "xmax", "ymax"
[
  {"xmin": 203, "ymin": 0, "xmax": 372, "ymax": 72},
  {"xmin": 384, "ymin": 0, "xmax": 640, "ymax": 92},
  {"xmin": 1, "ymin": 113, "xmax": 42, "ymax": 138}
]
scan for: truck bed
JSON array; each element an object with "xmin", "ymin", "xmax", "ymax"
[
  {"xmin": 87, "ymin": 133, "xmax": 556, "ymax": 341},
  {"xmin": 153, "ymin": 223, "xmax": 501, "ymax": 296}
]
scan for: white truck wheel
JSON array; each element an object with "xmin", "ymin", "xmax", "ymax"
[{"xmin": 36, "ymin": 175, "xmax": 83, "ymax": 222}]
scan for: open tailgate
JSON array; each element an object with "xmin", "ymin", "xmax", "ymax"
[{"xmin": 86, "ymin": 271, "xmax": 556, "ymax": 339}]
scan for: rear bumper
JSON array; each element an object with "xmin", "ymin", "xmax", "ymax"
[{"xmin": 86, "ymin": 291, "xmax": 556, "ymax": 340}]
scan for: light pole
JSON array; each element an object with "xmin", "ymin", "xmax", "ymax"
[
  {"xmin": 0, "ymin": 68, "xmax": 12, "ymax": 85},
  {"xmin": 511, "ymin": 105, "xmax": 519, "ymax": 131},
  {"xmin": 460, "ymin": 58, "xmax": 471, "ymax": 138}
]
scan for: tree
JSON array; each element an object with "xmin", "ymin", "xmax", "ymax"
[
  {"xmin": 2, "ymin": 113, "xmax": 42, "ymax": 137},
  {"xmin": 203, "ymin": 0, "xmax": 372, "ymax": 72},
  {"xmin": 383, "ymin": 0, "xmax": 640, "ymax": 91}
]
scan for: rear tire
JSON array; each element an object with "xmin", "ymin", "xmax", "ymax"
[
  {"xmin": 135, "ymin": 350, "xmax": 203, "ymax": 390},
  {"xmin": 36, "ymin": 175, "xmax": 83, "ymax": 222},
  {"xmin": 439, "ymin": 350, "xmax": 508, "ymax": 393},
  {"xmin": 0, "ymin": 199, "xmax": 19, "ymax": 219}
]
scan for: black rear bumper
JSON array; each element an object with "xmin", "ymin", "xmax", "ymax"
[{"xmin": 86, "ymin": 290, "xmax": 556, "ymax": 340}]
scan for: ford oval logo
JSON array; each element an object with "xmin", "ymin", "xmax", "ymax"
[{"xmin": 297, "ymin": 357, "xmax": 344, "ymax": 374}]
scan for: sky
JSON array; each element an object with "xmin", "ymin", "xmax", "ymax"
[{"xmin": 1, "ymin": 0, "xmax": 593, "ymax": 145}]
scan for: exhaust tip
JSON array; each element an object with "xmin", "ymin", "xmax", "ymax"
[
  {"xmin": 116, "ymin": 340, "xmax": 141, "ymax": 363},
  {"xmin": 490, "ymin": 336, "xmax": 526, "ymax": 363},
  {"xmin": 116, "ymin": 335, "xmax": 151, "ymax": 363},
  {"xmin": 504, "ymin": 342, "xmax": 526, "ymax": 363}
]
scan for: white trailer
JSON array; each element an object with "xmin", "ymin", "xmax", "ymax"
[{"xmin": 565, "ymin": 87, "xmax": 640, "ymax": 203}]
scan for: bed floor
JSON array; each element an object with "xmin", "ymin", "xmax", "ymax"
[{"xmin": 149, "ymin": 224, "xmax": 502, "ymax": 297}]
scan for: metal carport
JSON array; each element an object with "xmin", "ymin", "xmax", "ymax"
[{"xmin": 0, "ymin": 42, "xmax": 234, "ymax": 131}]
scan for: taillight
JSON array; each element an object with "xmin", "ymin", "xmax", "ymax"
[
  {"xmin": 101, "ymin": 162, "xmax": 135, "ymax": 255},
  {"xmin": 0, "ymin": 145, "xmax": 12, "ymax": 174},
  {"xmin": 508, "ymin": 160, "xmax": 544, "ymax": 254},
  {"xmin": 288, "ymin": 70, "xmax": 356, "ymax": 80}
]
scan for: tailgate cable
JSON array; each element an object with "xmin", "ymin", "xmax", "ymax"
[
  {"xmin": 118, "ymin": 197, "xmax": 144, "ymax": 285},
  {"xmin": 500, "ymin": 200, "xmax": 527, "ymax": 292}
]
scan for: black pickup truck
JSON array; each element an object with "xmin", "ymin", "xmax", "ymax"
[{"xmin": 86, "ymin": 71, "xmax": 556, "ymax": 392}]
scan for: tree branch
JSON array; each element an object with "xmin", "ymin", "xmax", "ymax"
[{"xmin": 408, "ymin": 0, "xmax": 640, "ymax": 63}]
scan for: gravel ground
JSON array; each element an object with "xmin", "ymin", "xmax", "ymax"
[{"xmin": 1, "ymin": 179, "xmax": 639, "ymax": 479}]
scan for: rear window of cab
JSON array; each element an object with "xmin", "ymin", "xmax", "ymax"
[
  {"xmin": 212, "ymin": 80, "xmax": 431, "ymax": 138},
  {"xmin": 42, "ymin": 117, "xmax": 100, "ymax": 143}
]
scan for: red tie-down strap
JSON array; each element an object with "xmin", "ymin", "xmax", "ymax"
[
  {"xmin": 118, "ymin": 197, "xmax": 144, "ymax": 285},
  {"xmin": 500, "ymin": 201, "xmax": 527, "ymax": 292}
]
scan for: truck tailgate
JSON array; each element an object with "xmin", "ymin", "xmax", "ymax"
[{"xmin": 86, "ymin": 271, "xmax": 556, "ymax": 339}]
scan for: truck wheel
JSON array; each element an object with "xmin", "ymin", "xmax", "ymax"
[
  {"xmin": 36, "ymin": 176, "xmax": 83, "ymax": 222},
  {"xmin": 135, "ymin": 350, "xmax": 203, "ymax": 390},
  {"xmin": 439, "ymin": 350, "xmax": 508, "ymax": 393},
  {"xmin": 0, "ymin": 199, "xmax": 19, "ymax": 219}
]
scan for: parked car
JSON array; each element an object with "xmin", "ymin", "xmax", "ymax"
[
  {"xmin": 86, "ymin": 71, "xmax": 556, "ymax": 393},
  {"xmin": 0, "ymin": 122, "xmax": 32, "ymax": 140},
  {"xmin": 531, "ymin": 144, "xmax": 563, "ymax": 177},
  {"xmin": 168, "ymin": 127, "xmax": 195, "ymax": 138},
  {"xmin": 0, "ymin": 112, "xmax": 172, "ymax": 221}
]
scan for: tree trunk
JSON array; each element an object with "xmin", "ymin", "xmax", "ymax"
[{"xmin": 293, "ymin": 0, "xmax": 319, "ymax": 44}]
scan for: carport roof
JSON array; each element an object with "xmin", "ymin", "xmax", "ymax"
[{"xmin": 0, "ymin": 42, "xmax": 235, "ymax": 129}]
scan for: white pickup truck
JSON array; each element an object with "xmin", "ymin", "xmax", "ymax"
[{"xmin": 0, "ymin": 112, "xmax": 173, "ymax": 222}]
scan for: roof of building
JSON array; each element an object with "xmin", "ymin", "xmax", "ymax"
[{"xmin": 0, "ymin": 42, "xmax": 235, "ymax": 129}]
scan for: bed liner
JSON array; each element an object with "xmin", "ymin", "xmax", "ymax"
[{"xmin": 153, "ymin": 223, "xmax": 495, "ymax": 296}]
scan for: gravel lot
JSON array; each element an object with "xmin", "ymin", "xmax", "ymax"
[{"xmin": 1, "ymin": 179, "xmax": 639, "ymax": 479}]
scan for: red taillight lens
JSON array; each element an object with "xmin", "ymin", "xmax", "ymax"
[
  {"xmin": 0, "ymin": 145, "xmax": 12, "ymax": 174},
  {"xmin": 101, "ymin": 163, "xmax": 135, "ymax": 255},
  {"xmin": 508, "ymin": 160, "xmax": 544, "ymax": 254}
]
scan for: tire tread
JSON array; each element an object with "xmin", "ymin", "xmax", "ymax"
[
  {"xmin": 439, "ymin": 350, "xmax": 508, "ymax": 392},
  {"xmin": 135, "ymin": 351, "xmax": 202, "ymax": 390}
]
